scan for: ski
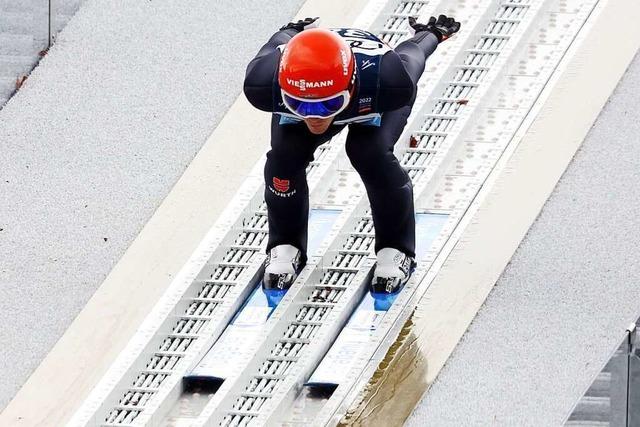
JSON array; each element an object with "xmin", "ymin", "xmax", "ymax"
[
  {"xmin": 306, "ymin": 213, "xmax": 447, "ymax": 388},
  {"xmin": 185, "ymin": 208, "xmax": 342, "ymax": 385}
]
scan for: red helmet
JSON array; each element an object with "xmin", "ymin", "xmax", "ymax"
[{"xmin": 279, "ymin": 29, "xmax": 355, "ymax": 117}]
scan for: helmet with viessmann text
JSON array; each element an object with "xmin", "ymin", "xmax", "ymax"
[{"xmin": 278, "ymin": 28, "xmax": 356, "ymax": 119}]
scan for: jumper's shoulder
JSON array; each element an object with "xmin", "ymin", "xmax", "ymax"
[{"xmin": 243, "ymin": 49, "xmax": 281, "ymax": 112}]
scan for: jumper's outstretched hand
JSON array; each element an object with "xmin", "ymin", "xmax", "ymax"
[
  {"xmin": 280, "ymin": 17, "xmax": 320, "ymax": 32},
  {"xmin": 408, "ymin": 15, "xmax": 461, "ymax": 42}
]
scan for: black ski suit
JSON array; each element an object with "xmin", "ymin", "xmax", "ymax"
[{"xmin": 243, "ymin": 27, "xmax": 439, "ymax": 261}]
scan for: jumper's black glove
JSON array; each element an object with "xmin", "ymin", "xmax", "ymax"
[
  {"xmin": 408, "ymin": 15, "xmax": 461, "ymax": 42},
  {"xmin": 280, "ymin": 17, "xmax": 320, "ymax": 32}
]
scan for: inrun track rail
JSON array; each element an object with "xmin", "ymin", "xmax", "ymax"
[
  {"xmin": 69, "ymin": 1, "xmax": 436, "ymax": 426},
  {"xmin": 195, "ymin": 0, "xmax": 553, "ymax": 425}
]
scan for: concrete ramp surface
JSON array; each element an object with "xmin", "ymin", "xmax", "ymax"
[{"xmin": 0, "ymin": 0, "xmax": 639, "ymax": 425}]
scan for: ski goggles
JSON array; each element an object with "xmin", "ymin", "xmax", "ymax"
[{"xmin": 281, "ymin": 89, "xmax": 351, "ymax": 119}]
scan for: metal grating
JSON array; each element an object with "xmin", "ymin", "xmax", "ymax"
[
  {"xmin": 102, "ymin": 209, "xmax": 270, "ymax": 425},
  {"xmin": 402, "ymin": 2, "xmax": 529, "ymax": 182},
  {"xmin": 100, "ymin": 142, "xmax": 344, "ymax": 424},
  {"xmin": 98, "ymin": 123, "xmax": 336, "ymax": 425},
  {"xmin": 378, "ymin": 0, "xmax": 428, "ymax": 45}
]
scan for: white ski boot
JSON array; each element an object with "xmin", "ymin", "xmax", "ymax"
[
  {"xmin": 263, "ymin": 244, "xmax": 303, "ymax": 290},
  {"xmin": 371, "ymin": 248, "xmax": 416, "ymax": 294}
]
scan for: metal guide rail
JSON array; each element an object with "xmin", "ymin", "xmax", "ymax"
[
  {"xmin": 68, "ymin": 0, "xmax": 430, "ymax": 426},
  {"xmin": 193, "ymin": 0, "xmax": 552, "ymax": 425},
  {"xmin": 70, "ymin": 148, "xmax": 340, "ymax": 426}
]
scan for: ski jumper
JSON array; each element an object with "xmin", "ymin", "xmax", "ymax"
[{"xmin": 243, "ymin": 27, "xmax": 439, "ymax": 260}]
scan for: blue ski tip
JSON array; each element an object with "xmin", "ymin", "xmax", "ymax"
[
  {"xmin": 262, "ymin": 288, "xmax": 288, "ymax": 308},
  {"xmin": 369, "ymin": 290, "xmax": 400, "ymax": 311}
]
